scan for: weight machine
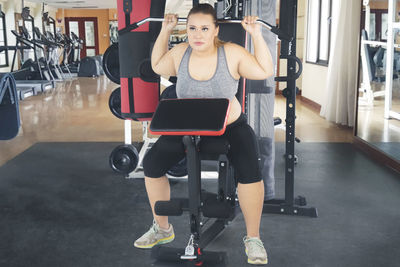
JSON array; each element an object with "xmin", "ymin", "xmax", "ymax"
[{"xmin": 104, "ymin": 1, "xmax": 318, "ymax": 264}]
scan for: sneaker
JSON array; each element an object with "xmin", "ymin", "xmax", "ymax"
[
  {"xmin": 134, "ymin": 220, "xmax": 175, "ymax": 249},
  {"xmin": 243, "ymin": 236, "xmax": 268, "ymax": 265}
]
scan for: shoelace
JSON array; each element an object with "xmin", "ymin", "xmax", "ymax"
[
  {"xmin": 243, "ymin": 236, "xmax": 265, "ymax": 254},
  {"xmin": 143, "ymin": 220, "xmax": 159, "ymax": 238}
]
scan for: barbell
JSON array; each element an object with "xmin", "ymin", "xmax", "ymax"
[{"xmin": 118, "ymin": 17, "xmax": 291, "ymax": 41}]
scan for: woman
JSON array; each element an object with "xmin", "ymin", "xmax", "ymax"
[{"xmin": 134, "ymin": 4, "xmax": 273, "ymax": 265}]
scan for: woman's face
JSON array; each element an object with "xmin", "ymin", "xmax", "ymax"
[{"xmin": 186, "ymin": 13, "xmax": 219, "ymax": 52}]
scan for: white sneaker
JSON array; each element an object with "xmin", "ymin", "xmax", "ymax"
[
  {"xmin": 134, "ymin": 220, "xmax": 175, "ymax": 249},
  {"xmin": 243, "ymin": 236, "xmax": 268, "ymax": 265}
]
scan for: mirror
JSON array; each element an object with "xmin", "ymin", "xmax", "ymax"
[{"xmin": 356, "ymin": 0, "xmax": 400, "ymax": 162}]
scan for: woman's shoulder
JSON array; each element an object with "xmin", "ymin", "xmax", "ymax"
[
  {"xmin": 221, "ymin": 43, "xmax": 243, "ymax": 80},
  {"xmin": 223, "ymin": 42, "xmax": 247, "ymax": 55},
  {"xmin": 170, "ymin": 42, "xmax": 190, "ymax": 62},
  {"xmin": 170, "ymin": 42, "xmax": 190, "ymax": 73},
  {"xmin": 222, "ymin": 42, "xmax": 248, "ymax": 65},
  {"xmin": 222, "ymin": 42, "xmax": 247, "ymax": 62},
  {"xmin": 170, "ymin": 42, "xmax": 190, "ymax": 55}
]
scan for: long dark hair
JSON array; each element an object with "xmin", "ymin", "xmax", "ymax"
[{"xmin": 187, "ymin": 3, "xmax": 226, "ymax": 47}]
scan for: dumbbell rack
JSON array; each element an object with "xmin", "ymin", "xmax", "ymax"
[{"xmin": 126, "ymin": 77, "xmax": 167, "ymax": 179}]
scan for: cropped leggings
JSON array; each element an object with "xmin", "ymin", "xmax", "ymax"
[{"xmin": 143, "ymin": 114, "xmax": 262, "ymax": 184}]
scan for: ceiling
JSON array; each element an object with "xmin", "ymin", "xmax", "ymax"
[
  {"xmin": 26, "ymin": 0, "xmax": 117, "ymax": 9},
  {"xmin": 23, "ymin": 0, "xmax": 396, "ymax": 10},
  {"xmin": 25, "ymin": 0, "xmax": 215, "ymax": 10}
]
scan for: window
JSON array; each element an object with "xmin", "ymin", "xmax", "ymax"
[
  {"xmin": 23, "ymin": 15, "xmax": 35, "ymax": 62},
  {"xmin": 44, "ymin": 17, "xmax": 56, "ymax": 37},
  {"xmin": 369, "ymin": 13, "xmax": 376, "ymax": 40},
  {"xmin": 381, "ymin": 13, "xmax": 388, "ymax": 40},
  {"xmin": 109, "ymin": 21, "xmax": 118, "ymax": 44},
  {"xmin": 0, "ymin": 11, "xmax": 8, "ymax": 67},
  {"xmin": 361, "ymin": 9, "xmax": 388, "ymax": 41},
  {"xmin": 306, "ymin": 0, "xmax": 332, "ymax": 65}
]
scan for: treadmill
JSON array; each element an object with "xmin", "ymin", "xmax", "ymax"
[
  {"xmin": 55, "ymin": 32, "xmax": 77, "ymax": 78},
  {"xmin": 35, "ymin": 28, "xmax": 66, "ymax": 81},
  {"xmin": 9, "ymin": 30, "xmax": 54, "ymax": 94},
  {"xmin": 0, "ymin": 46, "xmax": 35, "ymax": 100},
  {"xmin": 9, "ymin": 7, "xmax": 54, "ymax": 94}
]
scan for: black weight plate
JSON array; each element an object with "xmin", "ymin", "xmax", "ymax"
[
  {"xmin": 138, "ymin": 58, "xmax": 160, "ymax": 83},
  {"xmin": 103, "ymin": 43, "xmax": 120, "ymax": 84},
  {"xmin": 109, "ymin": 87, "xmax": 123, "ymax": 120},
  {"xmin": 109, "ymin": 144, "xmax": 139, "ymax": 174},
  {"xmin": 167, "ymin": 157, "xmax": 188, "ymax": 177}
]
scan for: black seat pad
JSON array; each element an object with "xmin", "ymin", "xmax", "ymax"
[{"xmin": 150, "ymin": 98, "xmax": 230, "ymax": 135}]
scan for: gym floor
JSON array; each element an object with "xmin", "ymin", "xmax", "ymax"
[
  {"xmin": 1, "ymin": 142, "xmax": 399, "ymax": 267},
  {"xmin": 0, "ymin": 76, "xmax": 353, "ymax": 166},
  {"xmin": 3, "ymin": 76, "xmax": 400, "ymax": 267}
]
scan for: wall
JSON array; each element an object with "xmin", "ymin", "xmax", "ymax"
[
  {"xmin": 57, "ymin": 9, "xmax": 110, "ymax": 54},
  {"xmin": 108, "ymin": 9, "xmax": 117, "ymax": 21},
  {"xmin": 301, "ymin": 0, "xmax": 340, "ymax": 105}
]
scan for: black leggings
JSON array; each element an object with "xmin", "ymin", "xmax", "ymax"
[{"xmin": 143, "ymin": 114, "xmax": 261, "ymax": 184}]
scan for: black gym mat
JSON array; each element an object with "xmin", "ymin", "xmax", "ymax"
[{"xmin": 0, "ymin": 142, "xmax": 400, "ymax": 267}]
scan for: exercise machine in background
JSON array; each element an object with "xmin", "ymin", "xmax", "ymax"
[
  {"xmin": 7, "ymin": 7, "xmax": 54, "ymax": 99},
  {"xmin": 360, "ymin": 0, "xmax": 400, "ymax": 122}
]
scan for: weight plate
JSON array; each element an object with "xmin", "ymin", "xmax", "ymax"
[
  {"xmin": 103, "ymin": 43, "xmax": 120, "ymax": 84},
  {"xmin": 138, "ymin": 58, "xmax": 159, "ymax": 83},
  {"xmin": 109, "ymin": 144, "xmax": 139, "ymax": 174},
  {"xmin": 109, "ymin": 87, "xmax": 123, "ymax": 120}
]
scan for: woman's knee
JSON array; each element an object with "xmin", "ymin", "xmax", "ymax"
[
  {"xmin": 237, "ymin": 175, "xmax": 262, "ymax": 184},
  {"xmin": 143, "ymin": 136, "xmax": 186, "ymax": 178},
  {"xmin": 143, "ymin": 152, "xmax": 165, "ymax": 178}
]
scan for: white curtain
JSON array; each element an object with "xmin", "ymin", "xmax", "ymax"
[{"xmin": 320, "ymin": 0, "xmax": 361, "ymax": 127}]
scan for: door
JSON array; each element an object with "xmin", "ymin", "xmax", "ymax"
[{"xmin": 65, "ymin": 17, "xmax": 99, "ymax": 58}]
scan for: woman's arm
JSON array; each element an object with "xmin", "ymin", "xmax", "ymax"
[
  {"xmin": 237, "ymin": 16, "xmax": 274, "ymax": 80},
  {"xmin": 151, "ymin": 14, "xmax": 178, "ymax": 76}
]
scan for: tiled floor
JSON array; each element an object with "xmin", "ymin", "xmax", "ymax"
[{"xmin": 357, "ymin": 97, "xmax": 400, "ymax": 142}]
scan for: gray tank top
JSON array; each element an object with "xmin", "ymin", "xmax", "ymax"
[{"xmin": 176, "ymin": 45, "xmax": 239, "ymax": 100}]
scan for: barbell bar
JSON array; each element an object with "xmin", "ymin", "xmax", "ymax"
[{"xmin": 118, "ymin": 17, "xmax": 291, "ymax": 41}]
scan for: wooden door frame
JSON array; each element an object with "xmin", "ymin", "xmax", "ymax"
[{"xmin": 65, "ymin": 17, "xmax": 99, "ymax": 58}]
